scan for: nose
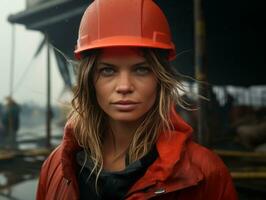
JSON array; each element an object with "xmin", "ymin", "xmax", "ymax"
[{"xmin": 115, "ymin": 72, "xmax": 134, "ymax": 95}]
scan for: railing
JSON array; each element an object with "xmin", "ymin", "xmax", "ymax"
[{"xmin": 215, "ymin": 149, "xmax": 266, "ymax": 179}]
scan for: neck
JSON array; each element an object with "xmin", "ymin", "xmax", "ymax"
[{"xmin": 107, "ymin": 119, "xmax": 141, "ymax": 151}]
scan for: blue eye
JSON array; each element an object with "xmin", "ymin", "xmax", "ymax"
[
  {"xmin": 135, "ymin": 67, "xmax": 151, "ymax": 75},
  {"xmin": 99, "ymin": 67, "xmax": 115, "ymax": 76}
]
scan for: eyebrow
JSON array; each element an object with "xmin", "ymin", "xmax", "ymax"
[{"xmin": 98, "ymin": 61, "xmax": 149, "ymax": 67}]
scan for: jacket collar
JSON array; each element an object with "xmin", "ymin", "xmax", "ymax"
[
  {"xmin": 61, "ymin": 121, "xmax": 82, "ymax": 181},
  {"xmin": 127, "ymin": 107, "xmax": 204, "ymax": 196}
]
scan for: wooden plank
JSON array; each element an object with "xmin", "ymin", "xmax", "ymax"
[
  {"xmin": 214, "ymin": 149, "xmax": 266, "ymax": 158},
  {"xmin": 232, "ymin": 171, "xmax": 266, "ymax": 179},
  {"xmin": 0, "ymin": 148, "xmax": 51, "ymax": 160}
]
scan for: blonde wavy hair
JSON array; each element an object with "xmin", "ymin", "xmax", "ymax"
[{"xmin": 68, "ymin": 48, "xmax": 188, "ymax": 186}]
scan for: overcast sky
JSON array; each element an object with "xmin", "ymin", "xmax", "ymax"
[{"xmin": 0, "ymin": 0, "xmax": 64, "ymax": 106}]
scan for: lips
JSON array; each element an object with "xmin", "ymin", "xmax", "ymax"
[
  {"xmin": 113, "ymin": 100, "xmax": 139, "ymax": 105},
  {"xmin": 112, "ymin": 100, "xmax": 140, "ymax": 111}
]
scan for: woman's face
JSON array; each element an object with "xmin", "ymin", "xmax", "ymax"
[{"xmin": 93, "ymin": 47, "xmax": 157, "ymax": 122}]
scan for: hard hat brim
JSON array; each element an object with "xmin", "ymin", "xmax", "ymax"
[{"xmin": 75, "ymin": 36, "xmax": 176, "ymax": 61}]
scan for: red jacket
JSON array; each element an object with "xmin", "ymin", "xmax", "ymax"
[{"xmin": 36, "ymin": 111, "xmax": 238, "ymax": 200}]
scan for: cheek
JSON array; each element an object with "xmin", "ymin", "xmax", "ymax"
[
  {"xmin": 94, "ymin": 79, "xmax": 112, "ymax": 107},
  {"xmin": 141, "ymin": 78, "xmax": 158, "ymax": 105}
]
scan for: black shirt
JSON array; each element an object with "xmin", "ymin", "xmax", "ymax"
[{"xmin": 76, "ymin": 146, "xmax": 158, "ymax": 200}]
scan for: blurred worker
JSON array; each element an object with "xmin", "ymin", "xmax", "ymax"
[
  {"xmin": 2, "ymin": 96, "xmax": 20, "ymax": 149},
  {"xmin": 0, "ymin": 102, "xmax": 5, "ymax": 147}
]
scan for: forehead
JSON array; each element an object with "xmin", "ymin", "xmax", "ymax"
[{"xmin": 97, "ymin": 47, "xmax": 146, "ymax": 66}]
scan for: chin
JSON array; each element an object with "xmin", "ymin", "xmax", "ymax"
[{"xmin": 109, "ymin": 112, "xmax": 145, "ymax": 122}]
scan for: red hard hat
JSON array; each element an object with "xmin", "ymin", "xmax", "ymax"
[{"xmin": 74, "ymin": 0, "xmax": 176, "ymax": 60}]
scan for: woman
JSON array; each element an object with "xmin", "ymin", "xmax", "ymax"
[{"xmin": 37, "ymin": 0, "xmax": 238, "ymax": 199}]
